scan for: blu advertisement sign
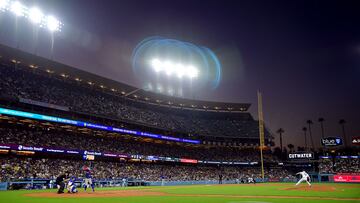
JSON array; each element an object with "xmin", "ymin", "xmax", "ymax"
[{"xmin": 321, "ymin": 137, "xmax": 342, "ymax": 146}]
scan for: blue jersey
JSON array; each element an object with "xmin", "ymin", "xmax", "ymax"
[{"xmin": 85, "ymin": 171, "xmax": 92, "ymax": 179}]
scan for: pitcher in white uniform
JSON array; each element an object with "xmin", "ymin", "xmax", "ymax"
[{"xmin": 295, "ymin": 171, "xmax": 311, "ymax": 187}]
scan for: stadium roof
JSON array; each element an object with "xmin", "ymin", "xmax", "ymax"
[{"xmin": 0, "ymin": 44, "xmax": 251, "ymax": 112}]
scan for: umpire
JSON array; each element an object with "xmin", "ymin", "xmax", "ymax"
[{"xmin": 55, "ymin": 171, "xmax": 69, "ymax": 194}]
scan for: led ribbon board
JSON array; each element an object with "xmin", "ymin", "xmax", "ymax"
[{"xmin": 0, "ymin": 107, "xmax": 200, "ymax": 144}]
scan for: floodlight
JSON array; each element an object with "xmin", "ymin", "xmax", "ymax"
[
  {"xmin": 0, "ymin": 0, "xmax": 9, "ymax": 10},
  {"xmin": 175, "ymin": 64, "xmax": 185, "ymax": 78},
  {"xmin": 187, "ymin": 65, "xmax": 199, "ymax": 78},
  {"xmin": 163, "ymin": 61, "xmax": 174, "ymax": 75},
  {"xmin": 149, "ymin": 58, "xmax": 200, "ymax": 79},
  {"xmin": 10, "ymin": 1, "xmax": 24, "ymax": 16},
  {"xmin": 29, "ymin": 7, "xmax": 43, "ymax": 24},
  {"xmin": 151, "ymin": 58, "xmax": 162, "ymax": 72},
  {"xmin": 47, "ymin": 15, "xmax": 60, "ymax": 32}
]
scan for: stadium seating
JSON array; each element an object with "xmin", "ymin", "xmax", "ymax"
[
  {"xmin": 0, "ymin": 156, "xmax": 295, "ymax": 182},
  {"xmin": 0, "ymin": 60, "xmax": 268, "ymax": 140},
  {"xmin": 0, "ymin": 47, "xmax": 358, "ymax": 188}
]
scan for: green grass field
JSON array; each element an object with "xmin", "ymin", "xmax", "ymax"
[{"xmin": 1, "ymin": 183, "xmax": 359, "ymax": 203}]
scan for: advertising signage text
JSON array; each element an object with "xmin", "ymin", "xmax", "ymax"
[
  {"xmin": 288, "ymin": 152, "xmax": 314, "ymax": 159},
  {"xmin": 334, "ymin": 175, "xmax": 360, "ymax": 183},
  {"xmin": 321, "ymin": 137, "xmax": 342, "ymax": 146},
  {"xmin": 352, "ymin": 137, "xmax": 360, "ymax": 146}
]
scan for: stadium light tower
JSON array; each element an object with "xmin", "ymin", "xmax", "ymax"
[
  {"xmin": 47, "ymin": 15, "xmax": 60, "ymax": 32},
  {"xmin": 149, "ymin": 58, "xmax": 199, "ymax": 79},
  {"xmin": 28, "ymin": 7, "xmax": 43, "ymax": 24},
  {"xmin": 0, "ymin": 0, "xmax": 63, "ymax": 32},
  {"xmin": 0, "ymin": 0, "xmax": 9, "ymax": 11},
  {"xmin": 187, "ymin": 65, "xmax": 199, "ymax": 78},
  {"xmin": 10, "ymin": 1, "xmax": 24, "ymax": 16},
  {"xmin": 151, "ymin": 58, "xmax": 162, "ymax": 72}
]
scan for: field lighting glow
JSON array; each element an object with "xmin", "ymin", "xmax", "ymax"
[
  {"xmin": 46, "ymin": 15, "xmax": 61, "ymax": 32},
  {"xmin": 0, "ymin": 0, "xmax": 63, "ymax": 32},
  {"xmin": 150, "ymin": 58, "xmax": 199, "ymax": 79},
  {"xmin": 132, "ymin": 37, "xmax": 222, "ymax": 97},
  {"xmin": 10, "ymin": 1, "xmax": 24, "ymax": 16},
  {"xmin": 29, "ymin": 7, "xmax": 43, "ymax": 24}
]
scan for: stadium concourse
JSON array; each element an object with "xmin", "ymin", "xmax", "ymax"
[{"xmin": 0, "ymin": 45, "xmax": 359, "ymax": 190}]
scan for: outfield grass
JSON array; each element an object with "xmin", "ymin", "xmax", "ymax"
[{"xmin": 0, "ymin": 183, "xmax": 359, "ymax": 203}]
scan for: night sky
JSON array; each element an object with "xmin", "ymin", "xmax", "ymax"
[{"xmin": 0, "ymin": 0, "xmax": 359, "ymax": 148}]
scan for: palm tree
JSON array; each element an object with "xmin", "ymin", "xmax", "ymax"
[
  {"xmin": 302, "ymin": 127, "xmax": 308, "ymax": 150},
  {"xmin": 276, "ymin": 128, "xmax": 284, "ymax": 153},
  {"xmin": 339, "ymin": 119, "xmax": 347, "ymax": 147},
  {"xmin": 287, "ymin": 144, "xmax": 294, "ymax": 152},
  {"xmin": 318, "ymin": 118, "xmax": 325, "ymax": 139},
  {"xmin": 306, "ymin": 120, "xmax": 315, "ymax": 150}
]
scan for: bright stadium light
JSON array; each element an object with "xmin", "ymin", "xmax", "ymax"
[
  {"xmin": 1, "ymin": 0, "xmax": 63, "ymax": 32},
  {"xmin": 29, "ymin": 7, "xmax": 43, "ymax": 24},
  {"xmin": 151, "ymin": 58, "xmax": 162, "ymax": 72},
  {"xmin": 175, "ymin": 64, "xmax": 185, "ymax": 78},
  {"xmin": 149, "ymin": 58, "xmax": 199, "ymax": 79},
  {"xmin": 163, "ymin": 61, "xmax": 174, "ymax": 75},
  {"xmin": 187, "ymin": 65, "xmax": 199, "ymax": 78},
  {"xmin": 0, "ymin": 0, "xmax": 9, "ymax": 11},
  {"xmin": 10, "ymin": 1, "xmax": 24, "ymax": 16},
  {"xmin": 47, "ymin": 15, "xmax": 60, "ymax": 32}
]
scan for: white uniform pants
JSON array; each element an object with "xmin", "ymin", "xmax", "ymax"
[{"xmin": 295, "ymin": 177, "xmax": 311, "ymax": 186}]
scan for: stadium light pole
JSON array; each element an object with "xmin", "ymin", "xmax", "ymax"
[
  {"xmin": 46, "ymin": 15, "xmax": 60, "ymax": 59},
  {"xmin": 10, "ymin": 1, "xmax": 25, "ymax": 48},
  {"xmin": 28, "ymin": 7, "xmax": 43, "ymax": 54},
  {"xmin": 0, "ymin": 0, "xmax": 63, "ymax": 57}
]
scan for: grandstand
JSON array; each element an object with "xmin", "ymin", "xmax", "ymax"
[
  {"xmin": 0, "ymin": 44, "xmax": 273, "ymax": 146},
  {"xmin": 0, "ymin": 44, "xmax": 358, "ymax": 191}
]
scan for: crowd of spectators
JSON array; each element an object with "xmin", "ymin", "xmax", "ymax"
[
  {"xmin": 1, "ymin": 57, "xmax": 358, "ymax": 185},
  {"xmin": 334, "ymin": 158, "xmax": 360, "ymax": 173},
  {"xmin": 318, "ymin": 159, "xmax": 334, "ymax": 174},
  {"xmin": 0, "ymin": 124, "xmax": 275, "ymax": 162},
  {"xmin": 0, "ymin": 157, "xmax": 295, "ymax": 182},
  {"xmin": 318, "ymin": 158, "xmax": 359, "ymax": 174},
  {"xmin": 0, "ymin": 62, "xmax": 263, "ymax": 139}
]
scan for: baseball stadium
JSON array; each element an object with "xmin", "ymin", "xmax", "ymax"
[{"xmin": 0, "ymin": 0, "xmax": 359, "ymax": 203}]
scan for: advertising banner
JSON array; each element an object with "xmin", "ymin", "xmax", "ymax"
[
  {"xmin": 334, "ymin": 175, "xmax": 360, "ymax": 183},
  {"xmin": 321, "ymin": 137, "xmax": 342, "ymax": 146},
  {"xmin": 288, "ymin": 152, "xmax": 314, "ymax": 159},
  {"xmin": 180, "ymin": 158, "xmax": 198, "ymax": 164},
  {"xmin": 0, "ymin": 107, "xmax": 200, "ymax": 144},
  {"xmin": 352, "ymin": 137, "xmax": 360, "ymax": 146}
]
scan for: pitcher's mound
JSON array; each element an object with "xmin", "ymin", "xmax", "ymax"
[{"xmin": 282, "ymin": 185, "xmax": 336, "ymax": 192}]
